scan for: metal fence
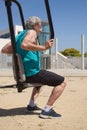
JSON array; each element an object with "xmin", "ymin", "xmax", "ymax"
[
  {"xmin": 0, "ymin": 53, "xmax": 87, "ymax": 71},
  {"xmin": 51, "ymin": 54, "xmax": 87, "ymax": 69}
]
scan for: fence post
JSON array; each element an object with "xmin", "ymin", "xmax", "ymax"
[
  {"xmin": 55, "ymin": 38, "xmax": 58, "ymax": 68},
  {"xmin": 81, "ymin": 34, "xmax": 85, "ymax": 70}
]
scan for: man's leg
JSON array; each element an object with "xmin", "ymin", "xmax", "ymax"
[
  {"xmin": 47, "ymin": 79, "xmax": 66, "ymax": 106},
  {"xmin": 29, "ymin": 86, "xmax": 42, "ymax": 105},
  {"xmin": 40, "ymin": 79, "xmax": 66, "ymax": 118},
  {"xmin": 26, "ymin": 86, "xmax": 42, "ymax": 111}
]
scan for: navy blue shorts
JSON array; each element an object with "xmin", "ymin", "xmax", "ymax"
[{"xmin": 26, "ymin": 69, "xmax": 64, "ymax": 86}]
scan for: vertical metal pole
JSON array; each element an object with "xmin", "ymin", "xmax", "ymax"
[
  {"xmin": 55, "ymin": 38, "xmax": 58, "ymax": 68},
  {"xmin": 44, "ymin": 0, "xmax": 54, "ymax": 69},
  {"xmin": 44, "ymin": 0, "xmax": 54, "ymax": 39},
  {"xmin": 81, "ymin": 34, "xmax": 85, "ymax": 70},
  {"xmin": 55, "ymin": 38, "xmax": 58, "ymax": 60},
  {"xmin": 5, "ymin": 0, "xmax": 18, "ymax": 76}
]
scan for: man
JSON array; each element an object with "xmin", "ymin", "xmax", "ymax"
[{"xmin": 1, "ymin": 16, "xmax": 66, "ymax": 119}]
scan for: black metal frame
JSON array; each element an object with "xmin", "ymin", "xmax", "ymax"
[
  {"xmin": 4, "ymin": 0, "xmax": 26, "ymax": 92},
  {"xmin": 2, "ymin": 0, "xmax": 54, "ymax": 92},
  {"xmin": 44, "ymin": 0, "xmax": 54, "ymax": 39}
]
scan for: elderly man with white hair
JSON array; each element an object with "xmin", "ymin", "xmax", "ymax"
[{"xmin": 1, "ymin": 16, "xmax": 66, "ymax": 119}]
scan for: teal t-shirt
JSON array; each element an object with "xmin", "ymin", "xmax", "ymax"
[{"xmin": 15, "ymin": 30, "xmax": 40, "ymax": 77}]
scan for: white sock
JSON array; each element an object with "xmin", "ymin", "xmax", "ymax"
[
  {"xmin": 29, "ymin": 100, "xmax": 36, "ymax": 107},
  {"xmin": 43, "ymin": 105, "xmax": 51, "ymax": 112}
]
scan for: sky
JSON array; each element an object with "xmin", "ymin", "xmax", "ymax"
[{"xmin": 0, "ymin": 0, "xmax": 87, "ymax": 52}]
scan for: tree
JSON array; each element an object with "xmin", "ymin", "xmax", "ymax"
[
  {"xmin": 60, "ymin": 48, "xmax": 81, "ymax": 57},
  {"xmin": 84, "ymin": 52, "xmax": 87, "ymax": 57}
]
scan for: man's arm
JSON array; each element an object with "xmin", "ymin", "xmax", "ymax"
[
  {"xmin": 1, "ymin": 42, "xmax": 13, "ymax": 54},
  {"xmin": 21, "ymin": 30, "xmax": 53, "ymax": 51}
]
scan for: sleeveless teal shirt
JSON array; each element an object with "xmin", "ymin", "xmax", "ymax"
[{"xmin": 15, "ymin": 30, "xmax": 40, "ymax": 77}]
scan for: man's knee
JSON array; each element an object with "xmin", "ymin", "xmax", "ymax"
[{"xmin": 61, "ymin": 79, "xmax": 67, "ymax": 89}]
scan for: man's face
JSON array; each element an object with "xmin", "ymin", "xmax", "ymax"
[{"xmin": 34, "ymin": 23, "xmax": 42, "ymax": 34}]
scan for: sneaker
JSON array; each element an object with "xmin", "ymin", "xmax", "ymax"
[
  {"xmin": 39, "ymin": 109, "xmax": 61, "ymax": 119},
  {"xmin": 25, "ymin": 105, "xmax": 41, "ymax": 112}
]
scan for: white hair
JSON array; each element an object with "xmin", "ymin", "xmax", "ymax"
[{"xmin": 25, "ymin": 16, "xmax": 41, "ymax": 29}]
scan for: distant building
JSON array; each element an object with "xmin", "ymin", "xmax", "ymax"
[{"xmin": 0, "ymin": 25, "xmax": 23, "ymax": 51}]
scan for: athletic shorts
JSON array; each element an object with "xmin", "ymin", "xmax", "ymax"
[{"xmin": 26, "ymin": 69, "xmax": 64, "ymax": 86}]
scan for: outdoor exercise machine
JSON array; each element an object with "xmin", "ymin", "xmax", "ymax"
[{"xmin": 1, "ymin": 0, "xmax": 54, "ymax": 92}]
